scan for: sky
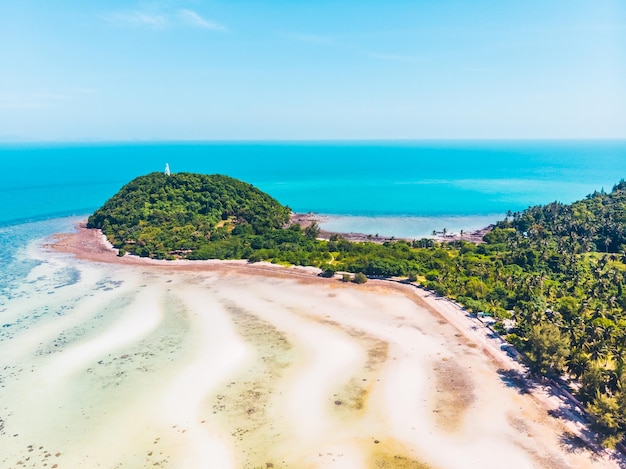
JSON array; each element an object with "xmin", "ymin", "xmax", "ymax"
[{"xmin": 0, "ymin": 0, "xmax": 624, "ymax": 141}]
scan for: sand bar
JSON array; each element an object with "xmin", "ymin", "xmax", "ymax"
[{"xmin": 0, "ymin": 224, "xmax": 624, "ymax": 468}]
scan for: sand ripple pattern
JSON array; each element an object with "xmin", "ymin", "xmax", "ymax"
[{"xmin": 0, "ymin": 255, "xmax": 620, "ymax": 468}]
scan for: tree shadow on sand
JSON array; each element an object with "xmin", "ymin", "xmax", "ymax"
[
  {"xmin": 497, "ymin": 369, "xmax": 535, "ymax": 395},
  {"xmin": 560, "ymin": 432, "xmax": 591, "ymax": 453},
  {"xmin": 559, "ymin": 431, "xmax": 619, "ymax": 464}
]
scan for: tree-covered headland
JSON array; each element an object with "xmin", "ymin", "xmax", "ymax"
[
  {"xmin": 90, "ymin": 173, "xmax": 626, "ymax": 447},
  {"xmin": 88, "ymin": 172, "xmax": 291, "ymax": 259}
]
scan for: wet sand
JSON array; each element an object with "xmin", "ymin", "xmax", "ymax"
[{"xmin": 0, "ymin": 226, "xmax": 622, "ymax": 468}]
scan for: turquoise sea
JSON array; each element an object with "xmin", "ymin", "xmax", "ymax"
[{"xmin": 1, "ymin": 140, "xmax": 625, "ymax": 288}]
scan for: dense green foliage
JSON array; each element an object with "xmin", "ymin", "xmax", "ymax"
[
  {"xmin": 424, "ymin": 181, "xmax": 626, "ymax": 447},
  {"xmin": 502, "ymin": 180, "xmax": 626, "ymax": 254},
  {"xmin": 87, "ymin": 172, "xmax": 291, "ymax": 259},
  {"xmin": 91, "ymin": 173, "xmax": 626, "ymax": 446}
]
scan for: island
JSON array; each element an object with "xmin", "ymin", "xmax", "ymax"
[
  {"xmin": 0, "ymin": 169, "xmax": 601, "ymax": 469},
  {"xmin": 85, "ymin": 172, "xmax": 626, "ymax": 449}
]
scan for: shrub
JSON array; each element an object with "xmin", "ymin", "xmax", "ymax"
[
  {"xmin": 247, "ymin": 252, "xmax": 262, "ymax": 263},
  {"xmin": 353, "ymin": 272, "xmax": 368, "ymax": 284}
]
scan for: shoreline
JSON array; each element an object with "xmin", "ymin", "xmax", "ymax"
[
  {"xmin": 291, "ymin": 212, "xmax": 494, "ymax": 243},
  {"xmin": 48, "ymin": 223, "xmax": 626, "ymax": 464},
  {"xmin": 0, "ymin": 222, "xmax": 616, "ymax": 467},
  {"xmin": 49, "ymin": 222, "xmax": 328, "ymax": 281}
]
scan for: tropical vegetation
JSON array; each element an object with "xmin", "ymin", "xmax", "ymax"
[
  {"xmin": 87, "ymin": 172, "xmax": 291, "ymax": 259},
  {"xmin": 90, "ymin": 173, "xmax": 626, "ymax": 447}
]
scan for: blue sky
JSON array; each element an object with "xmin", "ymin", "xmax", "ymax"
[{"xmin": 0, "ymin": 0, "xmax": 624, "ymax": 141}]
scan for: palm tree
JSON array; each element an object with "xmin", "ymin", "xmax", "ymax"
[{"xmin": 568, "ymin": 348, "xmax": 591, "ymax": 379}]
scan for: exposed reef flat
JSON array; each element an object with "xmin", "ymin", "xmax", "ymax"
[{"xmin": 0, "ymin": 226, "xmax": 622, "ymax": 468}]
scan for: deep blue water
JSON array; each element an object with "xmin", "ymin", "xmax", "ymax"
[
  {"xmin": 2, "ymin": 140, "xmax": 625, "ymax": 227},
  {"xmin": 0, "ymin": 140, "xmax": 625, "ymax": 278}
]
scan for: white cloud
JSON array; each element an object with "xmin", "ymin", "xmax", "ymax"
[
  {"xmin": 103, "ymin": 11, "xmax": 168, "ymax": 28},
  {"xmin": 103, "ymin": 7, "xmax": 227, "ymax": 32},
  {"xmin": 178, "ymin": 9, "xmax": 227, "ymax": 31}
]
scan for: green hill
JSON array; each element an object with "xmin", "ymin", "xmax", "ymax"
[
  {"xmin": 89, "ymin": 173, "xmax": 626, "ymax": 446},
  {"xmin": 87, "ymin": 172, "xmax": 291, "ymax": 259},
  {"xmin": 499, "ymin": 179, "xmax": 626, "ymax": 254}
]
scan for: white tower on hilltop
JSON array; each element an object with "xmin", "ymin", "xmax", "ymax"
[{"xmin": 165, "ymin": 163, "xmax": 171, "ymax": 176}]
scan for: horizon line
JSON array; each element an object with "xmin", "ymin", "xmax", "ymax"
[{"xmin": 2, "ymin": 137, "xmax": 626, "ymax": 145}]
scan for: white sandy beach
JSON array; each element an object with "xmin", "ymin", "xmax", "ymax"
[{"xmin": 0, "ymin": 228, "xmax": 623, "ymax": 468}]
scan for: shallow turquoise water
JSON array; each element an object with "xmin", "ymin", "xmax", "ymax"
[
  {"xmin": 1, "ymin": 140, "xmax": 625, "ymax": 241},
  {"xmin": 0, "ymin": 140, "xmax": 624, "ymax": 291},
  {"xmin": 1, "ymin": 140, "xmax": 624, "ymax": 226}
]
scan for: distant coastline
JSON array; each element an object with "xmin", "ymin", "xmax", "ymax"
[{"xmin": 291, "ymin": 212, "xmax": 494, "ymax": 244}]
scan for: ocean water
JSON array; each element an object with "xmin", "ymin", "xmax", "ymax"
[
  {"xmin": 0, "ymin": 140, "xmax": 624, "ymax": 380},
  {"xmin": 0, "ymin": 140, "xmax": 625, "ymax": 253},
  {"xmin": 2, "ymin": 141, "xmax": 625, "ymax": 467}
]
